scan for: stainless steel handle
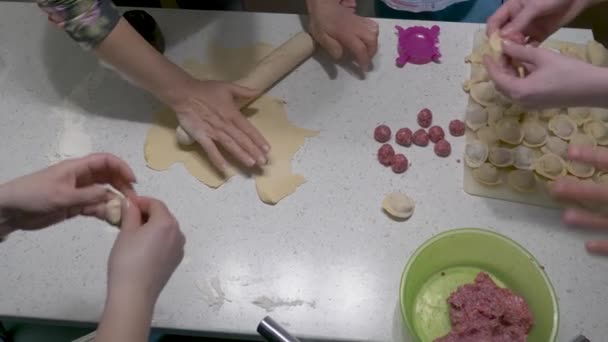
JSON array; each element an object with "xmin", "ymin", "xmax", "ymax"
[{"xmin": 257, "ymin": 316, "xmax": 301, "ymax": 342}]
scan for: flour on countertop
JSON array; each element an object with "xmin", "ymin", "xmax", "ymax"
[{"xmin": 251, "ymin": 296, "xmax": 316, "ymax": 312}]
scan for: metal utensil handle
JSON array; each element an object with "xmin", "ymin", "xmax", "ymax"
[{"xmin": 257, "ymin": 316, "xmax": 301, "ymax": 342}]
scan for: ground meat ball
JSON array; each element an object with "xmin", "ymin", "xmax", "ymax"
[
  {"xmin": 428, "ymin": 126, "xmax": 445, "ymax": 143},
  {"xmin": 434, "ymin": 140, "xmax": 451, "ymax": 157},
  {"xmin": 377, "ymin": 144, "xmax": 395, "ymax": 166},
  {"xmin": 449, "ymin": 120, "xmax": 465, "ymax": 137},
  {"xmin": 374, "ymin": 125, "xmax": 392, "ymax": 143},
  {"xmin": 391, "ymin": 154, "xmax": 408, "ymax": 173},
  {"xmin": 417, "ymin": 108, "xmax": 433, "ymax": 128},
  {"xmin": 396, "ymin": 128, "xmax": 413, "ymax": 147},
  {"xmin": 435, "ymin": 272, "xmax": 534, "ymax": 342},
  {"xmin": 413, "ymin": 129, "xmax": 429, "ymax": 147}
]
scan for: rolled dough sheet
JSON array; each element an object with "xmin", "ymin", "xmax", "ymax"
[{"xmin": 144, "ymin": 43, "xmax": 318, "ymax": 205}]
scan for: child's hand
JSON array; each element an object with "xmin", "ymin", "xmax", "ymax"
[
  {"xmin": 307, "ymin": 0, "xmax": 379, "ymax": 72},
  {"xmin": 484, "ymin": 41, "xmax": 602, "ymax": 109},
  {"xmin": 487, "ymin": 0, "xmax": 592, "ymax": 44},
  {"xmin": 106, "ymin": 197, "xmax": 185, "ymax": 305},
  {"xmin": 551, "ymin": 146, "xmax": 608, "ymax": 255},
  {"xmin": 0, "ymin": 153, "xmax": 136, "ymax": 232}
]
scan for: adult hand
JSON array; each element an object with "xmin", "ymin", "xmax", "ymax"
[
  {"xmin": 484, "ymin": 41, "xmax": 603, "ymax": 109},
  {"xmin": 97, "ymin": 197, "xmax": 184, "ymax": 342},
  {"xmin": 0, "ymin": 153, "xmax": 136, "ymax": 232},
  {"xmin": 307, "ymin": 0, "xmax": 379, "ymax": 72},
  {"xmin": 172, "ymin": 79, "xmax": 270, "ymax": 172},
  {"xmin": 106, "ymin": 197, "xmax": 185, "ymax": 304},
  {"xmin": 551, "ymin": 146, "xmax": 608, "ymax": 255},
  {"xmin": 487, "ymin": 0, "xmax": 593, "ymax": 43}
]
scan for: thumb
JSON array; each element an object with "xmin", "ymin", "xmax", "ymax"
[
  {"xmin": 70, "ymin": 185, "xmax": 107, "ymax": 206},
  {"xmin": 119, "ymin": 197, "xmax": 141, "ymax": 232},
  {"xmin": 502, "ymin": 41, "xmax": 540, "ymax": 64},
  {"xmin": 319, "ymin": 32, "xmax": 344, "ymax": 60},
  {"xmin": 230, "ymin": 84, "xmax": 260, "ymax": 100}
]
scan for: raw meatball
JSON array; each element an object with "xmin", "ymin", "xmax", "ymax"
[
  {"xmin": 428, "ymin": 126, "xmax": 445, "ymax": 143},
  {"xmin": 434, "ymin": 139, "xmax": 452, "ymax": 157},
  {"xmin": 396, "ymin": 128, "xmax": 413, "ymax": 147},
  {"xmin": 449, "ymin": 120, "xmax": 466, "ymax": 137},
  {"xmin": 374, "ymin": 125, "xmax": 392, "ymax": 143},
  {"xmin": 377, "ymin": 144, "xmax": 395, "ymax": 166},
  {"xmin": 391, "ymin": 154, "xmax": 409, "ymax": 173},
  {"xmin": 417, "ymin": 108, "xmax": 433, "ymax": 128},
  {"xmin": 413, "ymin": 129, "xmax": 429, "ymax": 147}
]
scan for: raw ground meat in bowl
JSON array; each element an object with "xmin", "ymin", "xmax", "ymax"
[{"xmin": 399, "ymin": 228, "xmax": 558, "ymax": 342}]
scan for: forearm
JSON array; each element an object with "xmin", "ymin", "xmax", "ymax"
[
  {"xmin": 0, "ymin": 182, "xmax": 14, "ymax": 238},
  {"xmin": 93, "ymin": 18, "xmax": 193, "ymax": 107},
  {"xmin": 96, "ymin": 288, "xmax": 155, "ymax": 342}
]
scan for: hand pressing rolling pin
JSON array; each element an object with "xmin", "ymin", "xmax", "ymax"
[{"xmin": 0, "ymin": 153, "xmax": 185, "ymax": 342}]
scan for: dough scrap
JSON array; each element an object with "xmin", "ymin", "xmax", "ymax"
[
  {"xmin": 144, "ymin": 43, "xmax": 318, "ymax": 205},
  {"xmin": 586, "ymin": 40, "xmax": 608, "ymax": 66},
  {"xmin": 105, "ymin": 197, "xmax": 122, "ymax": 225},
  {"xmin": 382, "ymin": 192, "xmax": 415, "ymax": 220}
]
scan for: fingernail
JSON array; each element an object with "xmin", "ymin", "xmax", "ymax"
[
  {"xmin": 257, "ymin": 156, "xmax": 267, "ymax": 165},
  {"xmin": 263, "ymin": 145, "xmax": 271, "ymax": 152},
  {"xmin": 125, "ymin": 199, "xmax": 131, "ymax": 208},
  {"xmin": 502, "ymin": 39, "xmax": 512, "ymax": 46},
  {"xmin": 586, "ymin": 240, "xmax": 599, "ymax": 251},
  {"xmin": 247, "ymin": 157, "xmax": 256, "ymax": 167},
  {"xmin": 562, "ymin": 209, "xmax": 577, "ymax": 223},
  {"xmin": 569, "ymin": 145, "xmax": 581, "ymax": 157}
]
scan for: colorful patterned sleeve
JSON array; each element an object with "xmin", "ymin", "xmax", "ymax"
[{"xmin": 36, "ymin": 0, "xmax": 121, "ymax": 50}]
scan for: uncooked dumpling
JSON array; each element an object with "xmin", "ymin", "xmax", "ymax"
[
  {"xmin": 548, "ymin": 114, "xmax": 577, "ymax": 140},
  {"xmin": 587, "ymin": 40, "xmax": 608, "ymax": 66},
  {"xmin": 534, "ymin": 153, "xmax": 567, "ymax": 180},
  {"xmin": 382, "ymin": 192, "xmax": 415, "ymax": 220},
  {"xmin": 583, "ymin": 120, "xmax": 608, "ymax": 145},
  {"xmin": 513, "ymin": 146, "xmax": 539, "ymax": 170},
  {"xmin": 594, "ymin": 171, "xmax": 608, "ymax": 184},
  {"xmin": 591, "ymin": 108, "xmax": 608, "ymax": 124},
  {"xmin": 470, "ymin": 81, "xmax": 507, "ymax": 107},
  {"xmin": 488, "ymin": 32, "xmax": 503, "ymax": 54},
  {"xmin": 568, "ymin": 107, "xmax": 592, "ymax": 126},
  {"xmin": 569, "ymin": 132, "xmax": 597, "ymax": 147},
  {"xmin": 463, "ymin": 64, "xmax": 490, "ymax": 92},
  {"xmin": 486, "ymin": 105, "xmax": 504, "ymax": 126},
  {"xmin": 176, "ymin": 125, "xmax": 195, "ymax": 145},
  {"xmin": 105, "ymin": 196, "xmax": 122, "ymax": 225},
  {"xmin": 465, "ymin": 102, "xmax": 489, "ymax": 131},
  {"xmin": 559, "ymin": 43, "xmax": 588, "ymax": 62},
  {"xmin": 504, "ymin": 104, "xmax": 524, "ymax": 117},
  {"xmin": 476, "ymin": 126, "xmax": 499, "ymax": 146},
  {"xmin": 464, "ymin": 141, "xmax": 489, "ymax": 168},
  {"xmin": 488, "ymin": 147, "xmax": 514, "ymax": 167},
  {"xmin": 522, "ymin": 120, "xmax": 548, "ymax": 147},
  {"xmin": 507, "ymin": 170, "xmax": 537, "ymax": 192},
  {"xmin": 567, "ymin": 160, "xmax": 595, "ymax": 178},
  {"xmin": 539, "ymin": 108, "xmax": 562, "ymax": 121},
  {"xmin": 541, "ymin": 136, "xmax": 569, "ymax": 158},
  {"xmin": 495, "ymin": 118, "xmax": 524, "ymax": 144},
  {"xmin": 472, "ymin": 162, "xmax": 502, "ymax": 185},
  {"xmin": 465, "ymin": 41, "xmax": 492, "ymax": 64}
]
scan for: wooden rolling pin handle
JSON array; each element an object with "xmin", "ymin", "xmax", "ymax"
[{"xmin": 177, "ymin": 32, "xmax": 315, "ymax": 146}]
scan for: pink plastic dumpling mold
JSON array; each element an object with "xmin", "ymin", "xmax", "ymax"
[{"xmin": 395, "ymin": 25, "xmax": 441, "ymax": 67}]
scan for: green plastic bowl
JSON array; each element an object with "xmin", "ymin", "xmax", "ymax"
[{"xmin": 400, "ymin": 228, "xmax": 559, "ymax": 342}]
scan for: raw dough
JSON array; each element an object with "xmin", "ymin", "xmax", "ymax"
[
  {"xmin": 382, "ymin": 192, "xmax": 415, "ymax": 220},
  {"xmin": 144, "ymin": 43, "xmax": 318, "ymax": 205},
  {"xmin": 105, "ymin": 197, "xmax": 122, "ymax": 225}
]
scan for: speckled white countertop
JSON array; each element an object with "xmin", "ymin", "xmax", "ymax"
[{"xmin": 0, "ymin": 2, "xmax": 606, "ymax": 341}]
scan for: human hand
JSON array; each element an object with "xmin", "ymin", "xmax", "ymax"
[
  {"xmin": 307, "ymin": 0, "xmax": 379, "ymax": 72},
  {"xmin": 484, "ymin": 41, "xmax": 602, "ymax": 109},
  {"xmin": 172, "ymin": 79, "xmax": 270, "ymax": 172},
  {"xmin": 0, "ymin": 153, "xmax": 136, "ymax": 232},
  {"xmin": 487, "ymin": 0, "xmax": 593, "ymax": 44},
  {"xmin": 551, "ymin": 145, "xmax": 608, "ymax": 255},
  {"xmin": 106, "ymin": 197, "xmax": 185, "ymax": 304}
]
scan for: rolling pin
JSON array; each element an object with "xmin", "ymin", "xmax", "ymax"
[{"xmin": 176, "ymin": 31, "xmax": 316, "ymax": 145}]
